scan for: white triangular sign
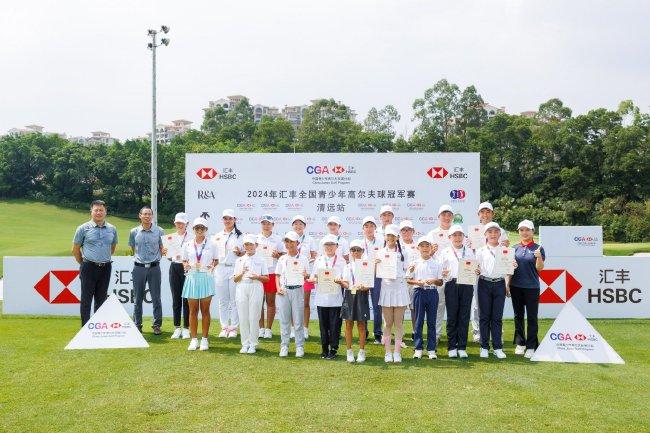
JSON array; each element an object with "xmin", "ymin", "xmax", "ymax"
[
  {"xmin": 531, "ymin": 301, "xmax": 623, "ymax": 364},
  {"xmin": 65, "ymin": 294, "xmax": 149, "ymax": 350}
]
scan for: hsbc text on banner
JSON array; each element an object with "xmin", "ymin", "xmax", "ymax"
[{"xmin": 185, "ymin": 153, "xmax": 481, "ymax": 239}]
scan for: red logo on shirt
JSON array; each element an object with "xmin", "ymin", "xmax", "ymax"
[
  {"xmin": 34, "ymin": 270, "xmax": 81, "ymax": 304},
  {"xmin": 427, "ymin": 167, "xmax": 448, "ymax": 179},
  {"xmin": 196, "ymin": 168, "xmax": 218, "ymax": 180},
  {"xmin": 539, "ymin": 269, "xmax": 582, "ymax": 304}
]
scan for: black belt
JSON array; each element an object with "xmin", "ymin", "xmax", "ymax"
[
  {"xmin": 134, "ymin": 261, "xmax": 159, "ymax": 268},
  {"xmin": 479, "ymin": 275, "xmax": 504, "ymax": 283},
  {"xmin": 285, "ymin": 285, "xmax": 302, "ymax": 290},
  {"xmin": 83, "ymin": 260, "xmax": 111, "ymax": 267},
  {"xmin": 415, "ymin": 286, "xmax": 438, "ymax": 290}
]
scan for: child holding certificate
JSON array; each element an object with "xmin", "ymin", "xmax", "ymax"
[
  {"xmin": 233, "ymin": 234, "xmax": 269, "ymax": 354},
  {"xmin": 377, "ymin": 226, "xmax": 411, "ymax": 363},
  {"xmin": 291, "ymin": 215, "xmax": 318, "ymax": 340},
  {"xmin": 340, "ymin": 239, "xmax": 372, "ymax": 363},
  {"xmin": 309, "ymin": 234, "xmax": 345, "ymax": 359},
  {"xmin": 475, "ymin": 222, "xmax": 518, "ymax": 359},
  {"xmin": 256, "ymin": 214, "xmax": 285, "ymax": 340},
  {"xmin": 358, "ymin": 215, "xmax": 383, "ymax": 344},
  {"xmin": 439, "ymin": 225, "xmax": 476, "ymax": 359},
  {"xmin": 275, "ymin": 231, "xmax": 310, "ymax": 358},
  {"xmin": 166, "ymin": 212, "xmax": 192, "ymax": 340},
  {"xmin": 181, "ymin": 218, "xmax": 218, "ymax": 351},
  {"xmin": 407, "ymin": 236, "xmax": 444, "ymax": 359}
]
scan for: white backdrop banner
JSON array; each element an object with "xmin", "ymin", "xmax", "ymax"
[
  {"xmin": 185, "ymin": 153, "xmax": 481, "ymax": 238},
  {"xmin": 539, "ymin": 226, "xmax": 603, "ymax": 257}
]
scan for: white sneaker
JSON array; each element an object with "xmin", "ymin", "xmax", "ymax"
[
  {"xmin": 264, "ymin": 328, "xmax": 272, "ymax": 339},
  {"xmin": 199, "ymin": 337, "xmax": 209, "ymax": 351},
  {"xmin": 472, "ymin": 333, "xmax": 480, "ymax": 343},
  {"xmin": 240, "ymin": 344, "xmax": 249, "ymax": 354},
  {"xmin": 494, "ymin": 349, "xmax": 507, "ymax": 359},
  {"xmin": 227, "ymin": 329, "xmax": 237, "ymax": 339},
  {"xmin": 346, "ymin": 349, "xmax": 355, "ymax": 363},
  {"xmin": 524, "ymin": 349, "xmax": 535, "ymax": 359},
  {"xmin": 247, "ymin": 345, "xmax": 256, "ymax": 354},
  {"xmin": 181, "ymin": 328, "xmax": 190, "ymax": 339},
  {"xmin": 356, "ymin": 349, "xmax": 366, "ymax": 363},
  {"xmin": 448, "ymin": 349, "xmax": 458, "ymax": 358},
  {"xmin": 480, "ymin": 348, "xmax": 489, "ymax": 358},
  {"xmin": 384, "ymin": 352, "xmax": 394, "ymax": 363},
  {"xmin": 515, "ymin": 345, "xmax": 526, "ymax": 355},
  {"xmin": 279, "ymin": 346, "xmax": 289, "ymax": 357},
  {"xmin": 400, "ymin": 341, "xmax": 407, "ymax": 349},
  {"xmin": 428, "ymin": 351, "xmax": 437, "ymax": 359},
  {"xmin": 296, "ymin": 346, "xmax": 305, "ymax": 358},
  {"xmin": 303, "ymin": 326, "xmax": 309, "ymax": 339},
  {"xmin": 187, "ymin": 338, "xmax": 198, "ymax": 351},
  {"xmin": 258, "ymin": 328, "xmax": 265, "ymax": 338},
  {"xmin": 170, "ymin": 328, "xmax": 182, "ymax": 339},
  {"xmin": 218, "ymin": 329, "xmax": 228, "ymax": 338},
  {"xmin": 458, "ymin": 350, "xmax": 468, "ymax": 358},
  {"xmin": 393, "ymin": 352, "xmax": 402, "ymax": 363},
  {"xmin": 413, "ymin": 350, "xmax": 423, "ymax": 359},
  {"xmin": 290, "ymin": 327, "xmax": 295, "ymax": 339}
]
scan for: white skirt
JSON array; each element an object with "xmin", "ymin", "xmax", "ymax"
[{"xmin": 379, "ymin": 277, "xmax": 410, "ymax": 307}]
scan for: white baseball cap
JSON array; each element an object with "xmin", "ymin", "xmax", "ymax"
[
  {"xmin": 320, "ymin": 234, "xmax": 339, "ymax": 245},
  {"xmin": 174, "ymin": 212, "xmax": 189, "ymax": 224},
  {"xmin": 379, "ymin": 205, "xmax": 394, "ymax": 215},
  {"xmin": 448, "ymin": 224, "xmax": 465, "ymax": 235},
  {"xmin": 362, "ymin": 216, "xmax": 377, "ymax": 226},
  {"xmin": 399, "ymin": 220, "xmax": 414, "ymax": 230},
  {"xmin": 484, "ymin": 221, "xmax": 501, "ymax": 234},
  {"xmin": 478, "ymin": 202, "xmax": 494, "ymax": 212},
  {"xmin": 222, "ymin": 209, "xmax": 235, "ymax": 218},
  {"xmin": 384, "ymin": 225, "xmax": 399, "ymax": 237},
  {"xmin": 518, "ymin": 219, "xmax": 535, "ymax": 230},
  {"xmin": 284, "ymin": 231, "xmax": 300, "ymax": 242},
  {"xmin": 192, "ymin": 217, "xmax": 209, "ymax": 229},
  {"xmin": 349, "ymin": 239, "xmax": 365, "ymax": 250},
  {"xmin": 243, "ymin": 233, "xmax": 257, "ymax": 244},
  {"xmin": 292, "ymin": 214, "xmax": 306, "ymax": 225},
  {"xmin": 327, "ymin": 216, "xmax": 341, "ymax": 226},
  {"xmin": 438, "ymin": 204, "xmax": 454, "ymax": 215},
  {"xmin": 260, "ymin": 214, "xmax": 274, "ymax": 223},
  {"xmin": 416, "ymin": 236, "xmax": 432, "ymax": 246}
]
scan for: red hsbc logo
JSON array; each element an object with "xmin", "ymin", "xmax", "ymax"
[
  {"xmin": 332, "ymin": 166, "xmax": 345, "ymax": 174},
  {"xmin": 427, "ymin": 167, "xmax": 448, "ymax": 179},
  {"xmin": 539, "ymin": 269, "xmax": 582, "ymax": 304},
  {"xmin": 34, "ymin": 270, "xmax": 80, "ymax": 304},
  {"xmin": 197, "ymin": 167, "xmax": 218, "ymax": 180}
]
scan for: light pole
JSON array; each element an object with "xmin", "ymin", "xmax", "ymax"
[{"xmin": 147, "ymin": 25, "xmax": 170, "ymax": 225}]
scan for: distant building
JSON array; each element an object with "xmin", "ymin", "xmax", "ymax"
[
  {"xmin": 5, "ymin": 124, "xmax": 66, "ymax": 139},
  {"xmin": 252, "ymin": 104, "xmax": 281, "ymax": 123},
  {"xmin": 147, "ymin": 119, "xmax": 193, "ymax": 144},
  {"xmin": 520, "ymin": 110, "xmax": 538, "ymax": 118},
  {"xmin": 482, "ymin": 103, "xmax": 506, "ymax": 118},
  {"xmin": 282, "ymin": 105, "xmax": 308, "ymax": 126},
  {"xmin": 86, "ymin": 131, "xmax": 115, "ymax": 145}
]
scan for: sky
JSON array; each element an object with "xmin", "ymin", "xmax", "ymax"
[{"xmin": 1, "ymin": 0, "xmax": 648, "ymax": 139}]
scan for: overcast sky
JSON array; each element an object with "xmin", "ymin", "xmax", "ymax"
[{"xmin": 1, "ymin": 0, "xmax": 648, "ymax": 139}]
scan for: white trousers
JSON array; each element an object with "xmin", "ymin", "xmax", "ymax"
[
  {"xmin": 236, "ymin": 281, "xmax": 264, "ymax": 347},
  {"xmin": 215, "ymin": 276, "xmax": 239, "ymax": 329}
]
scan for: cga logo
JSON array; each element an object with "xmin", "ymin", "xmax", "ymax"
[
  {"xmin": 34, "ymin": 270, "xmax": 80, "ymax": 304},
  {"xmin": 449, "ymin": 189, "xmax": 466, "ymax": 200},
  {"xmin": 550, "ymin": 332, "xmax": 596, "ymax": 342},
  {"xmin": 306, "ymin": 165, "xmax": 348, "ymax": 175},
  {"xmin": 197, "ymin": 168, "xmax": 218, "ymax": 180},
  {"xmin": 427, "ymin": 167, "xmax": 448, "ymax": 179},
  {"xmin": 539, "ymin": 269, "xmax": 582, "ymax": 304}
]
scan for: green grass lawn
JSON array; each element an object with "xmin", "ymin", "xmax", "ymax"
[{"xmin": 0, "ymin": 311, "xmax": 648, "ymax": 433}]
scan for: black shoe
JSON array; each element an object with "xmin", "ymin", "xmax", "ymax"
[
  {"xmin": 153, "ymin": 326, "xmax": 162, "ymax": 335},
  {"xmin": 320, "ymin": 352, "xmax": 328, "ymax": 359},
  {"xmin": 374, "ymin": 338, "xmax": 382, "ymax": 345},
  {"xmin": 326, "ymin": 350, "xmax": 337, "ymax": 360},
  {"xmin": 137, "ymin": 326, "xmax": 143, "ymax": 333}
]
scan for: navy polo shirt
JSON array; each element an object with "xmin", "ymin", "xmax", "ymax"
[{"xmin": 510, "ymin": 242, "xmax": 545, "ymax": 289}]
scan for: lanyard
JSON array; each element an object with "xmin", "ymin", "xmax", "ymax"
[
  {"xmin": 297, "ymin": 235, "xmax": 305, "ymax": 255},
  {"xmin": 194, "ymin": 240, "xmax": 207, "ymax": 263},
  {"xmin": 349, "ymin": 263, "xmax": 356, "ymax": 285},
  {"xmin": 325, "ymin": 255, "xmax": 338, "ymax": 269},
  {"xmin": 452, "ymin": 246, "xmax": 466, "ymax": 261},
  {"xmin": 365, "ymin": 238, "xmax": 375, "ymax": 254},
  {"xmin": 179, "ymin": 231, "xmax": 188, "ymax": 247}
]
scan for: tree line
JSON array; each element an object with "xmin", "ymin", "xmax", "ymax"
[{"xmin": 1, "ymin": 79, "xmax": 648, "ymax": 241}]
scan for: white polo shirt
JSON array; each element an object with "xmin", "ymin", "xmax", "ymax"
[
  {"xmin": 212, "ymin": 230, "xmax": 244, "ymax": 280},
  {"xmin": 409, "ymin": 256, "xmax": 443, "ymax": 285},
  {"xmin": 319, "ymin": 234, "xmax": 350, "ymax": 262},
  {"xmin": 475, "ymin": 244, "xmax": 508, "ymax": 279},
  {"xmin": 234, "ymin": 253, "xmax": 269, "ymax": 283},
  {"xmin": 181, "ymin": 239, "xmax": 217, "ymax": 269},
  {"xmin": 358, "ymin": 236, "xmax": 383, "ymax": 261},
  {"xmin": 311, "ymin": 254, "xmax": 345, "ymax": 307},
  {"xmin": 438, "ymin": 245, "xmax": 475, "ymax": 279},
  {"xmin": 275, "ymin": 253, "xmax": 310, "ymax": 288},
  {"xmin": 256, "ymin": 232, "xmax": 285, "ymax": 270}
]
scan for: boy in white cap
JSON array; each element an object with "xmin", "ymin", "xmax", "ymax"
[
  {"xmin": 275, "ymin": 231, "xmax": 310, "ymax": 357},
  {"xmin": 439, "ymin": 225, "xmax": 475, "ymax": 358},
  {"xmin": 427, "ymin": 204, "xmax": 455, "ymax": 344},
  {"xmin": 407, "ymin": 236, "xmax": 444, "ymax": 359},
  {"xmin": 320, "ymin": 215, "xmax": 350, "ymax": 263},
  {"xmin": 233, "ymin": 234, "xmax": 269, "ymax": 354},
  {"xmin": 376, "ymin": 205, "xmax": 395, "ymax": 238},
  {"xmin": 166, "ymin": 212, "xmax": 193, "ymax": 339},
  {"xmin": 357, "ymin": 215, "xmax": 383, "ymax": 344},
  {"xmin": 291, "ymin": 215, "xmax": 318, "ymax": 340},
  {"xmin": 256, "ymin": 214, "xmax": 285, "ymax": 339},
  {"xmin": 309, "ymin": 234, "xmax": 346, "ymax": 359},
  {"xmin": 212, "ymin": 209, "xmax": 244, "ymax": 339}
]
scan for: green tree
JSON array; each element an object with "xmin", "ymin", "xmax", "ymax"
[{"xmin": 296, "ymin": 99, "xmax": 362, "ymax": 152}]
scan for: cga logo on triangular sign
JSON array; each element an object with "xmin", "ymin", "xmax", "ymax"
[
  {"xmin": 531, "ymin": 302, "xmax": 624, "ymax": 364},
  {"xmin": 65, "ymin": 294, "xmax": 149, "ymax": 350}
]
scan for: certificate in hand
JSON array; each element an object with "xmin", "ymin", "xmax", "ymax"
[
  {"xmin": 376, "ymin": 251, "xmax": 397, "ymax": 279},
  {"xmin": 457, "ymin": 259, "xmax": 479, "ymax": 285},
  {"xmin": 260, "ymin": 245, "xmax": 274, "ymax": 268},
  {"xmin": 432, "ymin": 230, "xmax": 450, "ymax": 252},
  {"xmin": 494, "ymin": 248, "xmax": 515, "ymax": 274},
  {"xmin": 353, "ymin": 260, "xmax": 375, "ymax": 288},
  {"xmin": 317, "ymin": 269, "xmax": 338, "ymax": 294},
  {"xmin": 161, "ymin": 234, "xmax": 182, "ymax": 260},
  {"xmin": 214, "ymin": 235, "xmax": 227, "ymax": 260},
  {"xmin": 468, "ymin": 225, "xmax": 486, "ymax": 250},
  {"xmin": 285, "ymin": 258, "xmax": 305, "ymax": 286}
]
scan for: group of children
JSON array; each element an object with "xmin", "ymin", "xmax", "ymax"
[{"xmin": 166, "ymin": 203, "xmax": 521, "ymax": 362}]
